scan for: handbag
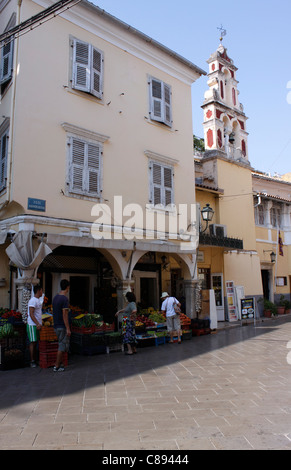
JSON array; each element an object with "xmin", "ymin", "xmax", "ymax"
[{"xmin": 173, "ymin": 300, "xmax": 181, "ymax": 315}]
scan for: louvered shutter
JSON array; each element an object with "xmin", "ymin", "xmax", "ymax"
[
  {"xmin": 73, "ymin": 40, "xmax": 90, "ymax": 92},
  {"xmin": 91, "ymin": 47, "xmax": 103, "ymax": 98},
  {"xmin": 70, "ymin": 138, "xmax": 85, "ymax": 193},
  {"xmin": 0, "ymin": 132, "xmax": 7, "ymax": 191},
  {"xmin": 164, "ymin": 84, "xmax": 172, "ymax": 127},
  {"xmin": 150, "ymin": 162, "xmax": 174, "ymax": 207},
  {"xmin": 0, "ymin": 40, "xmax": 14, "ymax": 84},
  {"xmin": 150, "ymin": 79, "xmax": 163, "ymax": 122},
  {"xmin": 152, "ymin": 163, "xmax": 162, "ymax": 205},
  {"xmin": 164, "ymin": 166, "xmax": 173, "ymax": 206},
  {"xmin": 87, "ymin": 143, "xmax": 100, "ymax": 195}
]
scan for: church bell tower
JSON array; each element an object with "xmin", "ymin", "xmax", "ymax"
[{"xmin": 202, "ymin": 37, "xmax": 249, "ymax": 163}]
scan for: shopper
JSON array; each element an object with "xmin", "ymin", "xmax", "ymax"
[
  {"xmin": 161, "ymin": 292, "xmax": 182, "ymax": 344},
  {"xmin": 115, "ymin": 291, "xmax": 137, "ymax": 355},
  {"xmin": 52, "ymin": 279, "xmax": 70, "ymax": 372},
  {"xmin": 27, "ymin": 285, "xmax": 43, "ymax": 367}
]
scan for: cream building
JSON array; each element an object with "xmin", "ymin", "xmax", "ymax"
[
  {"xmin": 195, "ymin": 41, "xmax": 291, "ymax": 320},
  {"xmin": 0, "ymin": 0, "xmax": 206, "ymax": 319},
  {"xmin": 195, "ymin": 42, "xmax": 263, "ymax": 321}
]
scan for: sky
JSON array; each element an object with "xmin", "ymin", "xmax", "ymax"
[{"xmin": 91, "ymin": 0, "xmax": 291, "ymax": 176}]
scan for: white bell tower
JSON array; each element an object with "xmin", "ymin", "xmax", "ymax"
[{"xmin": 202, "ymin": 33, "xmax": 249, "ymax": 163}]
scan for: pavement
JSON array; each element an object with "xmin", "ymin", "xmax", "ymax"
[{"xmin": 1, "ymin": 314, "xmax": 291, "ymax": 451}]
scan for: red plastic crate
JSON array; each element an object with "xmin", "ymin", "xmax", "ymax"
[
  {"xmin": 39, "ymin": 351, "xmax": 68, "ymax": 369},
  {"xmin": 71, "ymin": 325, "xmax": 95, "ymax": 335},
  {"xmin": 39, "ymin": 341, "xmax": 58, "ymax": 352}
]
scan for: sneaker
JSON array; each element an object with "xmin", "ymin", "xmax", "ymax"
[
  {"xmin": 53, "ymin": 365, "xmax": 65, "ymax": 372},
  {"xmin": 30, "ymin": 361, "xmax": 37, "ymax": 368}
]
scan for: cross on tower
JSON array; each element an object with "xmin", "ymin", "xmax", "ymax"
[{"xmin": 217, "ymin": 24, "xmax": 227, "ymax": 42}]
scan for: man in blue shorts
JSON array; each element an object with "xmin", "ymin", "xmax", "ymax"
[
  {"xmin": 27, "ymin": 285, "xmax": 43, "ymax": 367},
  {"xmin": 52, "ymin": 279, "xmax": 71, "ymax": 372}
]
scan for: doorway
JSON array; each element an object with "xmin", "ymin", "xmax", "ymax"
[
  {"xmin": 133, "ymin": 270, "xmax": 159, "ymax": 309},
  {"xmin": 261, "ymin": 269, "xmax": 271, "ymax": 300},
  {"xmin": 70, "ymin": 276, "xmax": 90, "ymax": 311}
]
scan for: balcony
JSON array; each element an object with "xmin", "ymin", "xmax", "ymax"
[{"xmin": 199, "ymin": 233, "xmax": 243, "ymax": 249}]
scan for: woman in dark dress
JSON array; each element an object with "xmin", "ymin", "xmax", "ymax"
[{"xmin": 115, "ymin": 292, "xmax": 137, "ymax": 355}]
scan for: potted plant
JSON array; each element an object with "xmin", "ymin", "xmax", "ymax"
[
  {"xmin": 258, "ymin": 298, "xmax": 277, "ymax": 318},
  {"xmin": 276, "ymin": 295, "xmax": 286, "ymax": 315},
  {"xmin": 280, "ymin": 296, "xmax": 291, "ymax": 314}
]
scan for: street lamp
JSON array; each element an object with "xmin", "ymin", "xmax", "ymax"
[
  {"xmin": 263, "ymin": 250, "xmax": 276, "ymax": 263},
  {"xmin": 200, "ymin": 204, "xmax": 214, "ymax": 233}
]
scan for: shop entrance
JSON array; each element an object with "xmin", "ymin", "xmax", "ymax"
[
  {"xmin": 70, "ymin": 276, "xmax": 90, "ymax": 312},
  {"xmin": 261, "ymin": 269, "xmax": 271, "ymax": 300},
  {"xmin": 133, "ymin": 270, "xmax": 159, "ymax": 310}
]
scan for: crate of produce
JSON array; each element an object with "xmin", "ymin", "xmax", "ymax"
[
  {"xmin": 154, "ymin": 335, "xmax": 166, "ymax": 346},
  {"xmin": 136, "ymin": 334, "xmax": 156, "ymax": 348},
  {"xmin": 40, "ymin": 326, "xmax": 57, "ymax": 342},
  {"xmin": 103, "ymin": 322, "xmax": 115, "ymax": 332},
  {"xmin": 70, "ymin": 332, "xmax": 106, "ymax": 355},
  {"xmin": 71, "ymin": 325, "xmax": 95, "ymax": 335},
  {"xmin": 182, "ymin": 330, "xmax": 192, "ymax": 340},
  {"xmin": 105, "ymin": 332, "xmax": 122, "ymax": 345},
  {"xmin": 39, "ymin": 351, "xmax": 68, "ymax": 369},
  {"xmin": 0, "ymin": 346, "xmax": 26, "ymax": 370}
]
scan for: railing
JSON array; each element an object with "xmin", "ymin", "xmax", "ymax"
[{"xmin": 199, "ymin": 233, "xmax": 243, "ymax": 249}]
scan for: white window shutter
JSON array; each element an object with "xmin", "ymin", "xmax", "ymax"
[
  {"xmin": 87, "ymin": 143, "xmax": 100, "ymax": 195},
  {"xmin": 150, "ymin": 78, "xmax": 163, "ymax": 122},
  {"xmin": 150, "ymin": 161, "xmax": 174, "ymax": 207},
  {"xmin": 0, "ymin": 40, "xmax": 14, "ymax": 84},
  {"xmin": 0, "ymin": 132, "xmax": 7, "ymax": 191},
  {"xmin": 164, "ymin": 84, "xmax": 172, "ymax": 127},
  {"xmin": 70, "ymin": 138, "xmax": 85, "ymax": 193},
  {"xmin": 149, "ymin": 77, "xmax": 172, "ymax": 127},
  {"xmin": 73, "ymin": 40, "xmax": 90, "ymax": 92},
  {"xmin": 164, "ymin": 166, "xmax": 174, "ymax": 206},
  {"xmin": 91, "ymin": 47, "xmax": 103, "ymax": 98}
]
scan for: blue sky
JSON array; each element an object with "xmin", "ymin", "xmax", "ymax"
[{"xmin": 92, "ymin": 0, "xmax": 291, "ymax": 176}]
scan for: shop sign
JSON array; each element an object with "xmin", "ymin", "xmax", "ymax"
[
  {"xmin": 241, "ymin": 297, "xmax": 255, "ymax": 320},
  {"xmin": 28, "ymin": 198, "xmax": 46, "ymax": 212}
]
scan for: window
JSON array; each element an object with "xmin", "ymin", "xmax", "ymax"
[
  {"xmin": 0, "ymin": 122, "xmax": 9, "ymax": 192},
  {"xmin": 149, "ymin": 161, "xmax": 174, "ymax": 207},
  {"xmin": 255, "ymin": 204, "xmax": 265, "ymax": 225},
  {"xmin": 72, "ymin": 38, "xmax": 103, "ymax": 99},
  {"xmin": 0, "ymin": 13, "xmax": 16, "ymax": 93},
  {"xmin": 149, "ymin": 76, "xmax": 172, "ymax": 127},
  {"xmin": 68, "ymin": 136, "xmax": 102, "ymax": 198},
  {"xmin": 270, "ymin": 205, "xmax": 282, "ymax": 228}
]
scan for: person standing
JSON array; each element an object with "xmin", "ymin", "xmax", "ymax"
[
  {"xmin": 115, "ymin": 291, "xmax": 137, "ymax": 355},
  {"xmin": 52, "ymin": 279, "xmax": 70, "ymax": 372},
  {"xmin": 27, "ymin": 285, "xmax": 43, "ymax": 367},
  {"xmin": 161, "ymin": 292, "xmax": 182, "ymax": 344}
]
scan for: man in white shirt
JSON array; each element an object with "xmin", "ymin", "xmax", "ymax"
[
  {"xmin": 161, "ymin": 292, "xmax": 182, "ymax": 344},
  {"xmin": 27, "ymin": 285, "xmax": 43, "ymax": 367}
]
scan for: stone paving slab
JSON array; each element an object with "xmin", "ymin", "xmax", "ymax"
[{"xmin": 1, "ymin": 317, "xmax": 291, "ymax": 450}]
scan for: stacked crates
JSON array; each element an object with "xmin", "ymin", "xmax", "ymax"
[{"xmin": 39, "ymin": 326, "xmax": 68, "ymax": 368}]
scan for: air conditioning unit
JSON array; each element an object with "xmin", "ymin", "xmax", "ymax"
[{"xmin": 209, "ymin": 224, "xmax": 227, "ymax": 238}]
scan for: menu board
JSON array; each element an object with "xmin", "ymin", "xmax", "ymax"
[
  {"xmin": 241, "ymin": 297, "xmax": 255, "ymax": 320},
  {"xmin": 226, "ymin": 281, "xmax": 238, "ymax": 321}
]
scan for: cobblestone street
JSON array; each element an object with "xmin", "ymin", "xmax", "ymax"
[{"xmin": 1, "ymin": 317, "xmax": 291, "ymax": 450}]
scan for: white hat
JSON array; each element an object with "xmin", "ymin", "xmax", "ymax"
[{"xmin": 161, "ymin": 292, "xmax": 169, "ymax": 299}]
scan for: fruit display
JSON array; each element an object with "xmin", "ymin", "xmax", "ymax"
[
  {"xmin": 149, "ymin": 312, "xmax": 166, "ymax": 324},
  {"xmin": 42, "ymin": 314, "xmax": 54, "ymax": 327},
  {"xmin": 135, "ymin": 314, "xmax": 155, "ymax": 327},
  {"xmin": 0, "ymin": 322, "xmax": 16, "ymax": 339}
]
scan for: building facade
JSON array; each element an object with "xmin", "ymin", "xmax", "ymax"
[
  {"xmin": 0, "ymin": 0, "xmax": 206, "ymax": 319},
  {"xmin": 195, "ymin": 42, "xmax": 291, "ymax": 320}
]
